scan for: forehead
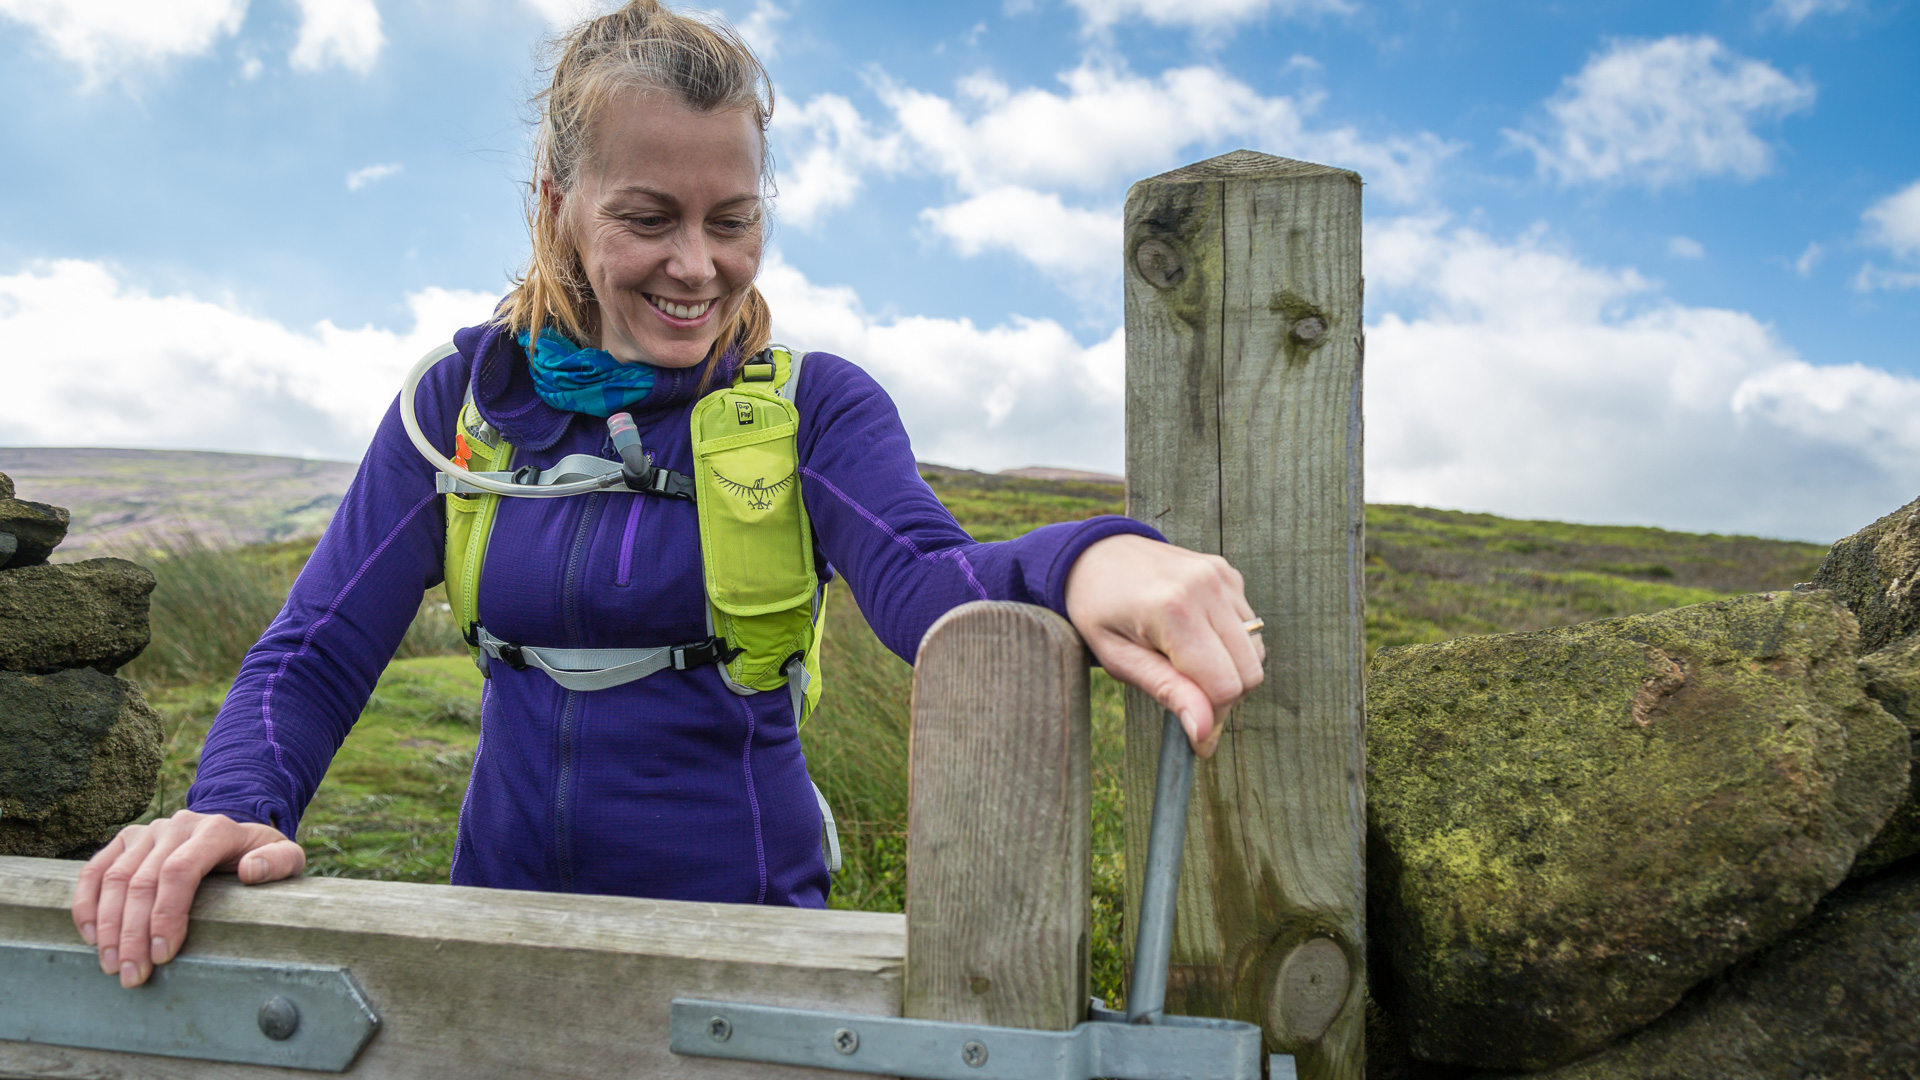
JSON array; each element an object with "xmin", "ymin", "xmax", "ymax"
[{"xmin": 582, "ymin": 88, "xmax": 762, "ymax": 197}]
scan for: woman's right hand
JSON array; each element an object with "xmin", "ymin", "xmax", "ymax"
[{"xmin": 70, "ymin": 810, "xmax": 305, "ymax": 988}]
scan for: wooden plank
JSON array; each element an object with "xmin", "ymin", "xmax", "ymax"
[
  {"xmin": 1122, "ymin": 149, "xmax": 1367, "ymax": 1080},
  {"xmin": 0, "ymin": 855, "xmax": 902, "ymax": 1079},
  {"xmin": 905, "ymin": 601, "xmax": 1090, "ymax": 1032}
]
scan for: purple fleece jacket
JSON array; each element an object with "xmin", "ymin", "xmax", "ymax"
[{"xmin": 186, "ymin": 319, "xmax": 1160, "ymax": 907}]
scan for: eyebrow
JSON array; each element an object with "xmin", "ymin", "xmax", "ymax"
[{"xmin": 606, "ymin": 186, "xmax": 759, "ymax": 208}]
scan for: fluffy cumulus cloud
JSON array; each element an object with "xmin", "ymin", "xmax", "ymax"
[
  {"xmin": 757, "ymin": 253, "xmax": 1125, "ymax": 472},
  {"xmin": 1509, "ymin": 36, "xmax": 1815, "ymax": 189},
  {"xmin": 1065, "ymin": 0, "xmax": 1353, "ymax": 33},
  {"xmin": 0, "ymin": 261, "xmax": 497, "ymax": 460},
  {"xmin": 1364, "ymin": 218, "xmax": 1920, "ymax": 541},
  {"xmin": 1854, "ymin": 177, "xmax": 1920, "ymax": 290},
  {"xmin": 776, "ymin": 59, "xmax": 1454, "ymax": 285},
  {"xmin": 290, "ymin": 0, "xmax": 384, "ymax": 74},
  {"xmin": 0, "ymin": 0, "xmax": 247, "ymax": 81}
]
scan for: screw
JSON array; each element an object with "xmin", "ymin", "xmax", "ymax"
[
  {"xmin": 1291, "ymin": 316, "xmax": 1327, "ymax": 343},
  {"xmin": 1135, "ymin": 238, "xmax": 1185, "ymax": 289},
  {"xmin": 257, "ymin": 996, "xmax": 300, "ymax": 1041},
  {"xmin": 833, "ymin": 1028, "xmax": 860, "ymax": 1055},
  {"xmin": 707, "ymin": 1016, "xmax": 732, "ymax": 1043},
  {"xmin": 962, "ymin": 1040, "xmax": 989, "ymax": 1067}
]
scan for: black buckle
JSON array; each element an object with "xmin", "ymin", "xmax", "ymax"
[
  {"xmin": 626, "ymin": 463, "xmax": 696, "ymax": 502},
  {"xmin": 462, "ymin": 623, "xmax": 480, "ymax": 648},
  {"xmin": 741, "ymin": 349, "xmax": 776, "ymax": 382},
  {"xmin": 511, "ymin": 465, "xmax": 541, "ymax": 485},
  {"xmin": 497, "ymin": 641, "xmax": 528, "ymax": 671},
  {"xmin": 671, "ymin": 636, "xmax": 742, "ymax": 671}
]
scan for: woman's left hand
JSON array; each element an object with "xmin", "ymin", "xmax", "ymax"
[{"xmin": 1063, "ymin": 534, "xmax": 1264, "ymax": 758}]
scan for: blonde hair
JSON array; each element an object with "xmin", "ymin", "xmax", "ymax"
[{"xmin": 499, "ymin": 0, "xmax": 775, "ymax": 375}]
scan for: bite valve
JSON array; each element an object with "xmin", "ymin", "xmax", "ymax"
[{"xmin": 607, "ymin": 412, "xmax": 651, "ymax": 489}]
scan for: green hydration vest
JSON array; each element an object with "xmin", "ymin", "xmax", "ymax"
[{"xmin": 440, "ymin": 345, "xmax": 825, "ymax": 722}]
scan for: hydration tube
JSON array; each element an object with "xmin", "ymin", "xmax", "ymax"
[{"xmin": 399, "ymin": 342, "xmax": 623, "ymax": 499}]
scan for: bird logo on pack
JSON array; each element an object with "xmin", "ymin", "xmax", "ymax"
[{"xmin": 714, "ymin": 470, "xmax": 796, "ymax": 511}]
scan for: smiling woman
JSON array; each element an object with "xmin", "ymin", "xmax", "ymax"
[{"xmin": 69, "ymin": 0, "xmax": 1265, "ymax": 995}]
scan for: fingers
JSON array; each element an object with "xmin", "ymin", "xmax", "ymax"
[
  {"xmin": 117, "ymin": 824, "xmax": 193, "ymax": 988},
  {"xmin": 72, "ymin": 831, "xmax": 129, "ymax": 947},
  {"xmin": 93, "ymin": 824, "xmax": 155, "ymax": 978},
  {"xmin": 1088, "ymin": 635, "xmax": 1224, "ymax": 757}
]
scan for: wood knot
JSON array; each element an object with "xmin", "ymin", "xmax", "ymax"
[
  {"xmin": 1633, "ymin": 650, "xmax": 1687, "ymax": 726},
  {"xmin": 1134, "ymin": 238, "xmax": 1185, "ymax": 289},
  {"xmin": 1266, "ymin": 937, "xmax": 1350, "ymax": 1042}
]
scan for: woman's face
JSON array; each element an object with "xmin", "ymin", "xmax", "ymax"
[{"xmin": 559, "ymin": 91, "xmax": 764, "ymax": 369}]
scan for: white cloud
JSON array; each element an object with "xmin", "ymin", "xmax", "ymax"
[
  {"xmin": 0, "ymin": 0, "xmax": 247, "ymax": 81},
  {"xmin": 346, "ymin": 162, "xmax": 403, "ymax": 191},
  {"xmin": 1794, "ymin": 241, "xmax": 1822, "ymax": 277},
  {"xmin": 520, "ymin": 0, "xmax": 617, "ymax": 25},
  {"xmin": 1509, "ymin": 36, "xmax": 1815, "ymax": 189},
  {"xmin": 771, "ymin": 92, "xmax": 908, "ymax": 229},
  {"xmin": 758, "ymin": 253, "xmax": 1125, "ymax": 472},
  {"xmin": 736, "ymin": 0, "xmax": 786, "ymax": 58},
  {"xmin": 1863, "ymin": 178, "xmax": 1920, "ymax": 260},
  {"xmin": 290, "ymin": 0, "xmax": 383, "ymax": 74},
  {"xmin": 1065, "ymin": 0, "xmax": 1353, "ymax": 33},
  {"xmin": 919, "ymin": 187, "xmax": 1119, "ymax": 278},
  {"xmin": 1667, "ymin": 235, "xmax": 1705, "ymax": 259},
  {"xmin": 1365, "ymin": 217, "xmax": 1920, "ymax": 542},
  {"xmin": 0, "ymin": 260, "xmax": 497, "ymax": 460},
  {"xmin": 1765, "ymin": 0, "xmax": 1856, "ymax": 27}
]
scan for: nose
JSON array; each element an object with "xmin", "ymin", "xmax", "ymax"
[{"xmin": 667, "ymin": 225, "xmax": 716, "ymax": 290}]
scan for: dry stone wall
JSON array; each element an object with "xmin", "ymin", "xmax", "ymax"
[
  {"xmin": 0, "ymin": 472, "xmax": 163, "ymax": 859},
  {"xmin": 1365, "ymin": 494, "xmax": 1920, "ymax": 1079}
]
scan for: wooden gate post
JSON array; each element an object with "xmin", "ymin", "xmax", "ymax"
[
  {"xmin": 1123, "ymin": 150, "xmax": 1367, "ymax": 1078},
  {"xmin": 905, "ymin": 601, "xmax": 1091, "ymax": 1032}
]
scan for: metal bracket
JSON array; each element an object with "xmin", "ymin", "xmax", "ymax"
[
  {"xmin": 671, "ymin": 998, "xmax": 1292, "ymax": 1080},
  {"xmin": 0, "ymin": 942, "xmax": 379, "ymax": 1071}
]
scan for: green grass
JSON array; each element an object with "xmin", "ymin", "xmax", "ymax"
[{"xmin": 128, "ymin": 468, "xmax": 1832, "ymax": 1013}]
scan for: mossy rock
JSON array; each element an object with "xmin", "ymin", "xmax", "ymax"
[
  {"xmin": 0, "ymin": 558, "xmax": 154, "ymax": 673},
  {"xmin": 1367, "ymin": 592, "xmax": 1909, "ymax": 1071},
  {"xmin": 0, "ymin": 493, "xmax": 70, "ymax": 568},
  {"xmin": 1853, "ymin": 634, "xmax": 1920, "ymax": 876},
  {"xmin": 1812, "ymin": 494, "xmax": 1920, "ymax": 654},
  {"xmin": 0, "ymin": 667, "xmax": 164, "ymax": 858},
  {"xmin": 1506, "ymin": 858, "xmax": 1920, "ymax": 1080}
]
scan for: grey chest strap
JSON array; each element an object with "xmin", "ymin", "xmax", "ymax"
[{"xmin": 471, "ymin": 626, "xmax": 737, "ymax": 692}]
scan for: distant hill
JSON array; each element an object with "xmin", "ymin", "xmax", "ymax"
[{"xmin": 0, "ymin": 448, "xmax": 358, "ymax": 559}]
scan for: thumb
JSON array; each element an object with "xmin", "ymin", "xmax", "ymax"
[
  {"xmin": 1091, "ymin": 636, "xmax": 1223, "ymax": 757},
  {"xmin": 236, "ymin": 838, "xmax": 306, "ymax": 885}
]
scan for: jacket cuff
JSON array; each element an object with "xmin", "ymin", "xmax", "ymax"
[{"xmin": 1041, "ymin": 515, "xmax": 1168, "ymax": 617}]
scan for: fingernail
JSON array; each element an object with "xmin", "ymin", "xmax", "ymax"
[
  {"xmin": 81, "ymin": 922, "xmax": 96, "ymax": 945},
  {"xmin": 152, "ymin": 937, "xmax": 169, "ymax": 964},
  {"xmin": 120, "ymin": 961, "xmax": 137, "ymax": 988},
  {"xmin": 245, "ymin": 856, "xmax": 265, "ymax": 879},
  {"xmin": 101, "ymin": 947, "xmax": 117, "ymax": 973}
]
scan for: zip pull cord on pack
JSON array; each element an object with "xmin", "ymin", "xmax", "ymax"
[{"xmin": 401, "ymin": 343, "xmax": 694, "ymax": 501}]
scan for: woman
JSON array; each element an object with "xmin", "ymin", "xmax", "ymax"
[{"xmin": 71, "ymin": 0, "xmax": 1263, "ymax": 990}]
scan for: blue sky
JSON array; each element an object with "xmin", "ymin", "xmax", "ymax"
[{"xmin": 0, "ymin": 0, "xmax": 1914, "ymax": 541}]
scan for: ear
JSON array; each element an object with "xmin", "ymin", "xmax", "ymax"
[{"xmin": 539, "ymin": 171, "xmax": 566, "ymax": 227}]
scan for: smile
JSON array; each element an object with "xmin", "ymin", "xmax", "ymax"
[{"xmin": 645, "ymin": 294, "xmax": 716, "ymax": 322}]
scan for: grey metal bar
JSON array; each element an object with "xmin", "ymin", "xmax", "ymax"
[
  {"xmin": 670, "ymin": 998, "xmax": 1264, "ymax": 1080},
  {"xmin": 1127, "ymin": 709, "xmax": 1195, "ymax": 1025},
  {"xmin": 0, "ymin": 942, "xmax": 379, "ymax": 1071}
]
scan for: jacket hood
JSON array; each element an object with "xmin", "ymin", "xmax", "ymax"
[{"xmin": 454, "ymin": 317, "xmax": 743, "ymax": 452}]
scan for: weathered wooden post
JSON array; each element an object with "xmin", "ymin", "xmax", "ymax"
[
  {"xmin": 1123, "ymin": 150, "xmax": 1367, "ymax": 1078},
  {"xmin": 905, "ymin": 601, "xmax": 1091, "ymax": 1031}
]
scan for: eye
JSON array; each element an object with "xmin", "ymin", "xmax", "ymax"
[{"xmin": 622, "ymin": 212, "xmax": 670, "ymax": 231}]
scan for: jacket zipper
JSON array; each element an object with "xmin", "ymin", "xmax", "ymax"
[{"xmin": 553, "ymin": 490, "xmax": 602, "ymax": 891}]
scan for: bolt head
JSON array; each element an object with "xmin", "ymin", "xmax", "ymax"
[
  {"xmin": 707, "ymin": 1016, "xmax": 732, "ymax": 1043},
  {"xmin": 833, "ymin": 1027, "xmax": 860, "ymax": 1055},
  {"xmin": 257, "ymin": 996, "xmax": 300, "ymax": 1041},
  {"xmin": 962, "ymin": 1040, "xmax": 989, "ymax": 1067}
]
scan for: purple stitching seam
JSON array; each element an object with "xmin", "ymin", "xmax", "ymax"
[
  {"xmin": 799, "ymin": 467, "xmax": 989, "ymax": 601},
  {"xmin": 616, "ymin": 495, "xmax": 643, "ymax": 587},
  {"xmin": 258, "ymin": 492, "xmax": 438, "ymax": 809},
  {"xmin": 735, "ymin": 693, "xmax": 768, "ymax": 904}
]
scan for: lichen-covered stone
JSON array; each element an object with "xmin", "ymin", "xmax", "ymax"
[
  {"xmin": 1854, "ymin": 634, "xmax": 1920, "ymax": 876},
  {"xmin": 0, "ymin": 558, "xmax": 154, "ymax": 673},
  {"xmin": 0, "ymin": 494, "xmax": 70, "ymax": 568},
  {"xmin": 1508, "ymin": 859, "xmax": 1920, "ymax": 1080},
  {"xmin": 0, "ymin": 667, "xmax": 164, "ymax": 858},
  {"xmin": 1367, "ymin": 592, "xmax": 1909, "ymax": 1071},
  {"xmin": 1812, "ymin": 494, "xmax": 1920, "ymax": 654},
  {"xmin": 0, "ymin": 472, "xmax": 11, "ymax": 499}
]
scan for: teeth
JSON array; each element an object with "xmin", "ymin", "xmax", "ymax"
[{"xmin": 650, "ymin": 295, "xmax": 713, "ymax": 321}]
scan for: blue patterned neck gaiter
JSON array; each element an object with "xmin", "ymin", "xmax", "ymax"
[{"xmin": 519, "ymin": 329, "xmax": 656, "ymax": 417}]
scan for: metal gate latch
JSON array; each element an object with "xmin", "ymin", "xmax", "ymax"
[
  {"xmin": 672, "ymin": 711, "xmax": 1298, "ymax": 1080},
  {"xmin": 0, "ymin": 944, "xmax": 379, "ymax": 1071}
]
